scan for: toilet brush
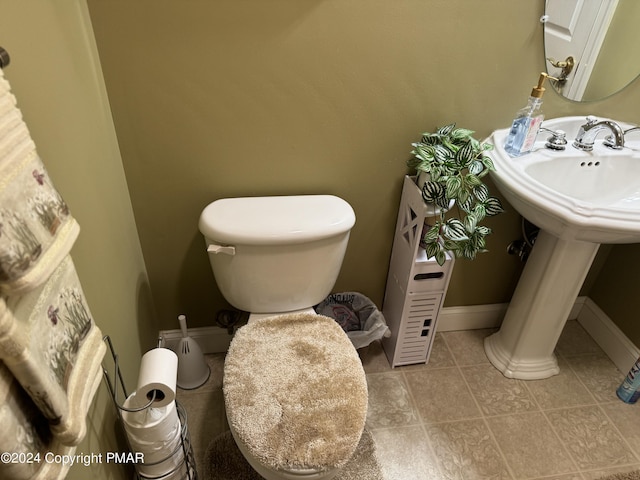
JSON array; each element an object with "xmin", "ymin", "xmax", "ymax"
[{"xmin": 176, "ymin": 314, "xmax": 210, "ymax": 389}]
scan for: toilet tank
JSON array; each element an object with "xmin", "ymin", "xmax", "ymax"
[{"xmin": 198, "ymin": 195, "xmax": 356, "ymax": 314}]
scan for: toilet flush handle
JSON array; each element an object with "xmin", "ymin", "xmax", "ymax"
[{"xmin": 207, "ymin": 244, "xmax": 236, "ymax": 255}]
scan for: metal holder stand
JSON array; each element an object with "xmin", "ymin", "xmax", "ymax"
[{"xmin": 102, "ymin": 336, "xmax": 198, "ymax": 480}]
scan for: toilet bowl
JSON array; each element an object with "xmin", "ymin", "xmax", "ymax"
[{"xmin": 199, "ymin": 195, "xmax": 367, "ymax": 480}]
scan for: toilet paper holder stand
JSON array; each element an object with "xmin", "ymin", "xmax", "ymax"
[{"xmin": 102, "ymin": 335, "xmax": 198, "ymax": 480}]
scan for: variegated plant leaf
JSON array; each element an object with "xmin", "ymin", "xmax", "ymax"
[
  {"xmin": 465, "ymin": 173, "xmax": 482, "ymax": 187},
  {"xmin": 437, "ymin": 123, "xmax": 456, "ymax": 136},
  {"xmin": 450, "ymin": 128, "xmax": 475, "ymax": 140},
  {"xmin": 443, "ymin": 218, "xmax": 469, "ymax": 241},
  {"xmin": 433, "ymin": 144, "xmax": 451, "ymax": 163},
  {"xmin": 422, "ymin": 181, "xmax": 445, "ymax": 204},
  {"xmin": 473, "ymin": 183, "xmax": 489, "ymax": 202},
  {"xmin": 425, "ymin": 240, "xmax": 442, "ymax": 260},
  {"xmin": 455, "ymin": 141, "xmax": 476, "ymax": 166},
  {"xmin": 481, "ymin": 155, "xmax": 495, "ymax": 171},
  {"xmin": 423, "ymin": 222, "xmax": 441, "ymax": 243},
  {"xmin": 469, "ymin": 160, "xmax": 485, "ymax": 175},
  {"xmin": 416, "ymin": 144, "xmax": 437, "ymax": 161},
  {"xmin": 484, "ymin": 197, "xmax": 505, "ymax": 216},
  {"xmin": 474, "ymin": 203, "xmax": 487, "ymax": 221},
  {"xmin": 464, "ymin": 213, "xmax": 477, "ymax": 233},
  {"xmin": 458, "ymin": 195, "xmax": 474, "ymax": 214},
  {"xmin": 446, "ymin": 176, "xmax": 462, "ymax": 199}
]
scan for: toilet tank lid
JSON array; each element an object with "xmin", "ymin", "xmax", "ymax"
[{"xmin": 199, "ymin": 195, "xmax": 356, "ymax": 245}]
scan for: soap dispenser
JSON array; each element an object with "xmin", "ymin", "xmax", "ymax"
[{"xmin": 504, "ymin": 73, "xmax": 548, "ymax": 157}]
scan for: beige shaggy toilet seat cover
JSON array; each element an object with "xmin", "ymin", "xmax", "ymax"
[{"xmin": 223, "ymin": 312, "xmax": 368, "ymax": 472}]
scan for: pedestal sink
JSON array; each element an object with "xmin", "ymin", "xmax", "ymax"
[{"xmin": 484, "ymin": 116, "xmax": 640, "ymax": 379}]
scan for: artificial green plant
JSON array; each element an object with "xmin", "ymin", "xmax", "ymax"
[{"xmin": 408, "ymin": 123, "xmax": 504, "ymax": 266}]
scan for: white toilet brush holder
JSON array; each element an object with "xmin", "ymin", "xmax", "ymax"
[{"xmin": 176, "ymin": 314, "xmax": 210, "ymax": 389}]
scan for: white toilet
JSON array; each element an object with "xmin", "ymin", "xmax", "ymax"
[{"xmin": 198, "ymin": 194, "xmax": 368, "ymax": 480}]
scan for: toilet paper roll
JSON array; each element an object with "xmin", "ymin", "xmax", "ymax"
[
  {"xmin": 121, "ymin": 393, "xmax": 184, "ymax": 478},
  {"xmin": 136, "ymin": 427, "xmax": 185, "ymax": 478},
  {"xmin": 121, "ymin": 392, "xmax": 180, "ymax": 439},
  {"xmin": 135, "ymin": 347, "xmax": 178, "ymax": 408}
]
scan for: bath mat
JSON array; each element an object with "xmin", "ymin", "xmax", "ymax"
[
  {"xmin": 597, "ymin": 471, "xmax": 640, "ymax": 480},
  {"xmin": 203, "ymin": 428, "xmax": 383, "ymax": 480}
]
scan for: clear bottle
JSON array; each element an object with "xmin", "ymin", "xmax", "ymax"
[{"xmin": 504, "ymin": 73, "xmax": 548, "ymax": 157}]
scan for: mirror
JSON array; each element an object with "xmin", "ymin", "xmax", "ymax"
[{"xmin": 543, "ymin": 0, "xmax": 640, "ymax": 102}]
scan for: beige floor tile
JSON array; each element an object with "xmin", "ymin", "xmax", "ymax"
[
  {"xmin": 177, "ymin": 388, "xmax": 228, "ymax": 473},
  {"xmin": 528, "ymin": 475, "xmax": 583, "ymax": 480},
  {"xmin": 426, "ymin": 419, "xmax": 511, "ymax": 480},
  {"xmin": 372, "ymin": 426, "xmax": 441, "ymax": 480},
  {"xmin": 525, "ymin": 357, "xmax": 596, "ymax": 409},
  {"xmin": 581, "ymin": 465, "xmax": 640, "ymax": 480},
  {"xmin": 404, "ymin": 367, "xmax": 481, "ymax": 424},
  {"xmin": 556, "ymin": 320, "xmax": 603, "ymax": 357},
  {"xmin": 365, "ymin": 334, "xmax": 455, "ymax": 373},
  {"xmin": 424, "ymin": 333, "xmax": 457, "ymax": 368},
  {"xmin": 564, "ymin": 352, "xmax": 623, "ymax": 403},
  {"xmin": 441, "ymin": 329, "xmax": 496, "ymax": 366},
  {"xmin": 546, "ymin": 405, "xmax": 637, "ymax": 470},
  {"xmin": 601, "ymin": 401, "xmax": 640, "ymax": 457},
  {"xmin": 365, "ymin": 372, "xmax": 420, "ymax": 429},
  {"xmin": 359, "ymin": 340, "xmax": 393, "ymax": 373},
  {"xmin": 462, "ymin": 364, "xmax": 538, "ymax": 416},
  {"xmin": 179, "ymin": 330, "xmax": 636, "ymax": 479},
  {"xmin": 487, "ymin": 412, "xmax": 576, "ymax": 479}
]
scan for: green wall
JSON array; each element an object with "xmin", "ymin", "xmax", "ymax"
[
  {"xmin": 85, "ymin": 0, "xmax": 640, "ymax": 346},
  {"xmin": 1, "ymin": 4, "xmax": 640, "ymax": 479},
  {"xmin": 86, "ymin": 0, "xmax": 543, "ymax": 330},
  {"xmin": 590, "ymin": 245, "xmax": 640, "ymax": 345}
]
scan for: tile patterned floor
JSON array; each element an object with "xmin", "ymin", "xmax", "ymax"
[{"xmin": 177, "ymin": 320, "xmax": 640, "ymax": 480}]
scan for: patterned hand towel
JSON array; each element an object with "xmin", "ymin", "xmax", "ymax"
[
  {"xmin": 0, "ymin": 69, "xmax": 79, "ymax": 295},
  {"xmin": 0, "ymin": 255, "xmax": 105, "ymax": 446},
  {"xmin": 0, "ymin": 362, "xmax": 75, "ymax": 480}
]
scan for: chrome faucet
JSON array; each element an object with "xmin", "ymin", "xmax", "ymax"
[
  {"xmin": 604, "ymin": 126, "xmax": 640, "ymax": 148},
  {"xmin": 539, "ymin": 127, "xmax": 568, "ymax": 151},
  {"xmin": 573, "ymin": 116, "xmax": 625, "ymax": 151}
]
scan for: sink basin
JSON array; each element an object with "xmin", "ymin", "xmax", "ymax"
[
  {"xmin": 483, "ymin": 116, "xmax": 640, "ymax": 380},
  {"xmin": 488, "ymin": 116, "xmax": 640, "ymax": 243},
  {"xmin": 526, "ymin": 156, "xmax": 640, "ymax": 203}
]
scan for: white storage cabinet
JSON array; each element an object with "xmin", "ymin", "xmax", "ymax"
[{"xmin": 382, "ymin": 176, "xmax": 455, "ymax": 367}]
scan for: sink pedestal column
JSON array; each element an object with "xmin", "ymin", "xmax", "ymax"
[{"xmin": 484, "ymin": 230, "xmax": 599, "ymax": 380}]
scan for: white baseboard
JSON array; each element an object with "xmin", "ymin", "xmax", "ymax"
[
  {"xmin": 436, "ymin": 296, "xmax": 638, "ymax": 375},
  {"xmin": 437, "ymin": 303, "xmax": 508, "ymax": 331},
  {"xmin": 576, "ymin": 297, "xmax": 640, "ymax": 374},
  {"xmin": 569, "ymin": 295, "xmax": 587, "ymax": 321},
  {"xmin": 157, "ymin": 297, "xmax": 638, "ymax": 373},
  {"xmin": 159, "ymin": 325, "xmax": 236, "ymax": 355},
  {"xmin": 436, "ymin": 296, "xmax": 588, "ymax": 332}
]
